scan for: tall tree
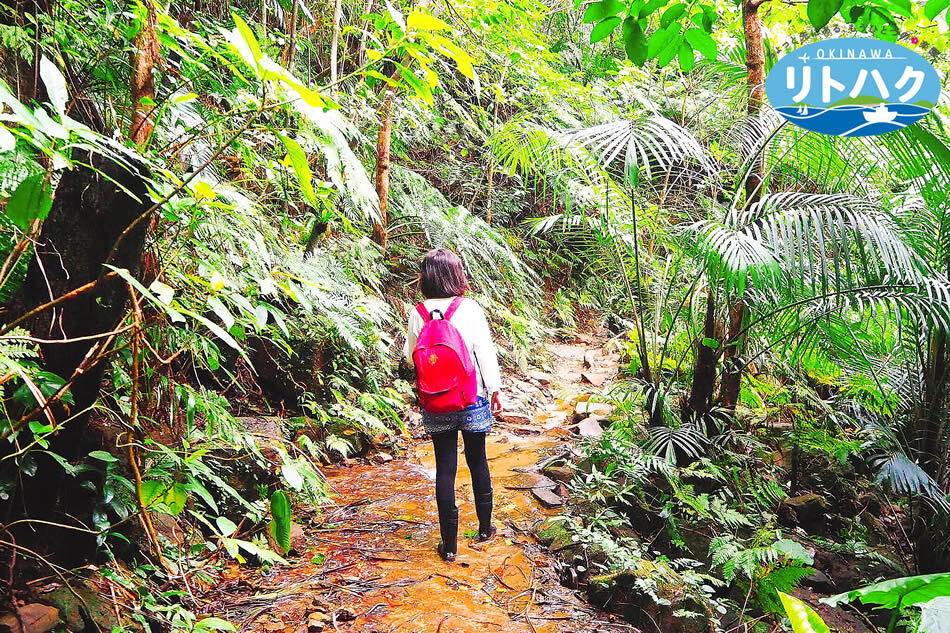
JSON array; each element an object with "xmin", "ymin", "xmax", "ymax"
[
  {"xmin": 373, "ymin": 90, "xmax": 394, "ymax": 250},
  {"xmin": 717, "ymin": 0, "xmax": 768, "ymax": 411},
  {"xmin": 130, "ymin": 0, "xmax": 160, "ymax": 146}
]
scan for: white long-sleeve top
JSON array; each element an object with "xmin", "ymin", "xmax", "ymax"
[{"xmin": 403, "ymin": 296, "xmax": 502, "ymax": 397}]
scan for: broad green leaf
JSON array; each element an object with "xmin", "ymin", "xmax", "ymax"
[
  {"xmin": 822, "ymin": 573, "xmax": 950, "ymax": 610},
  {"xmin": 233, "ymin": 537, "xmax": 288, "ymax": 565},
  {"xmin": 875, "ymin": 0, "xmax": 912, "ymax": 17},
  {"xmin": 269, "ymin": 489, "xmax": 293, "ymax": 554},
  {"xmin": 215, "ymin": 516, "xmax": 238, "ymax": 537},
  {"xmin": 172, "ymin": 92, "xmax": 198, "ymax": 104},
  {"xmin": 678, "ymin": 40, "xmax": 695, "ymax": 72},
  {"xmin": 5, "ymin": 174, "xmax": 52, "ymax": 230},
  {"xmin": 448, "ymin": 44, "xmax": 475, "ymax": 80},
  {"xmin": 0, "ymin": 125, "xmax": 14, "ymax": 152},
  {"xmin": 684, "ymin": 28, "xmax": 716, "ymax": 60},
  {"xmin": 179, "ymin": 305, "xmax": 245, "ymax": 354},
  {"xmin": 775, "ymin": 538, "xmax": 814, "ymax": 564},
  {"xmin": 148, "ymin": 280, "xmax": 175, "ymax": 305},
  {"xmin": 425, "ymin": 33, "xmax": 475, "ymax": 81},
  {"xmin": 185, "ymin": 477, "xmax": 219, "ymax": 513},
  {"xmin": 140, "ymin": 480, "xmax": 165, "ymax": 507},
  {"xmin": 807, "ymin": 0, "xmax": 845, "ymax": 29},
  {"xmin": 622, "ymin": 18, "xmax": 647, "ymax": 65},
  {"xmin": 399, "ymin": 66, "xmax": 434, "ymax": 105},
  {"xmin": 647, "ymin": 25, "xmax": 677, "ymax": 59},
  {"xmin": 89, "ymin": 450, "xmax": 117, "ymax": 462},
  {"xmin": 42, "ymin": 450, "xmax": 78, "ymax": 476},
  {"xmin": 39, "ymin": 57, "xmax": 68, "ymax": 118},
  {"xmin": 778, "ymin": 592, "xmax": 830, "ymax": 633},
  {"xmin": 195, "ymin": 618, "xmax": 236, "ymax": 633},
  {"xmin": 639, "ymin": 0, "xmax": 668, "ymax": 17},
  {"xmin": 918, "ymin": 597, "xmax": 950, "ymax": 633},
  {"xmin": 281, "ymin": 464, "xmax": 305, "ymax": 491},
  {"xmin": 591, "ymin": 17, "xmax": 622, "ymax": 43},
  {"xmin": 141, "ymin": 480, "xmax": 189, "ymax": 514},
  {"xmin": 193, "ymin": 181, "xmax": 217, "ymax": 200},
  {"xmin": 207, "ymin": 296, "xmax": 236, "ymax": 331},
  {"xmin": 254, "ymin": 304, "xmax": 269, "ymax": 331},
  {"xmin": 925, "ymin": 0, "xmax": 950, "ymax": 19},
  {"xmin": 226, "ymin": 13, "xmax": 263, "ymax": 74},
  {"xmin": 658, "ymin": 33, "xmax": 681, "ymax": 66},
  {"xmin": 660, "ymin": 3, "xmax": 686, "ymax": 28},
  {"xmin": 384, "ymin": 0, "xmax": 406, "ymax": 30},
  {"xmin": 407, "ymin": 11, "xmax": 451, "ymax": 30},
  {"xmin": 582, "ymin": 0, "xmax": 625, "ymax": 23}
]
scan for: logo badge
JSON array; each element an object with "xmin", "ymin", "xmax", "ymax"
[{"xmin": 765, "ymin": 38, "xmax": 941, "ymax": 137}]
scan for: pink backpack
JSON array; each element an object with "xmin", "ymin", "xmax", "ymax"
[{"xmin": 411, "ymin": 297, "xmax": 478, "ymax": 413}]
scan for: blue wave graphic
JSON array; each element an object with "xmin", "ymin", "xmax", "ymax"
[{"xmin": 775, "ymin": 104, "xmax": 930, "ymax": 137}]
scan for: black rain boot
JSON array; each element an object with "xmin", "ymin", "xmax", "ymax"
[
  {"xmin": 437, "ymin": 505, "xmax": 458, "ymax": 562},
  {"xmin": 474, "ymin": 490, "xmax": 496, "ymax": 542}
]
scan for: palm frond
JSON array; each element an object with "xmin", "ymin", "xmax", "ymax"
[
  {"xmin": 870, "ymin": 451, "xmax": 949, "ymax": 510},
  {"xmin": 643, "ymin": 425, "xmax": 709, "ymax": 464}
]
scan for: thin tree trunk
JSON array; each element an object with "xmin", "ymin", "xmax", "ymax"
[
  {"xmin": 330, "ymin": 0, "xmax": 343, "ymax": 86},
  {"xmin": 130, "ymin": 0, "xmax": 160, "ymax": 147},
  {"xmin": 720, "ymin": 0, "xmax": 766, "ymax": 411},
  {"xmin": 356, "ymin": 0, "xmax": 376, "ymax": 66},
  {"xmin": 372, "ymin": 91, "xmax": 394, "ymax": 250},
  {"xmin": 484, "ymin": 60, "xmax": 510, "ymax": 224},
  {"xmin": 686, "ymin": 290, "xmax": 719, "ymax": 422},
  {"xmin": 281, "ymin": 0, "xmax": 299, "ymax": 67},
  {"xmin": 922, "ymin": 329, "xmax": 949, "ymax": 483}
]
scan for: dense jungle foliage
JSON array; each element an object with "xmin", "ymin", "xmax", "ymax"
[{"xmin": 3, "ymin": 0, "xmax": 950, "ymax": 631}]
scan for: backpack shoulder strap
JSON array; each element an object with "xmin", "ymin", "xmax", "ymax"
[
  {"xmin": 415, "ymin": 302, "xmax": 431, "ymax": 322},
  {"xmin": 444, "ymin": 297, "xmax": 464, "ymax": 320}
]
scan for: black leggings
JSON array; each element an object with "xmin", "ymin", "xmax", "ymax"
[{"xmin": 431, "ymin": 429, "xmax": 492, "ymax": 512}]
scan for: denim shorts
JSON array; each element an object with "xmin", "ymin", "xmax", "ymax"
[{"xmin": 422, "ymin": 396, "xmax": 493, "ymax": 435}]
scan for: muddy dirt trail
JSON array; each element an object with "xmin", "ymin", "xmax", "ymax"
[{"xmin": 207, "ymin": 340, "xmax": 632, "ymax": 633}]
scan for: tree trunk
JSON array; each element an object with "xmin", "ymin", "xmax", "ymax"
[
  {"xmin": 130, "ymin": 0, "xmax": 160, "ymax": 147},
  {"xmin": 686, "ymin": 290, "xmax": 719, "ymax": 422},
  {"xmin": 372, "ymin": 91, "xmax": 394, "ymax": 250},
  {"xmin": 281, "ymin": 0, "xmax": 299, "ymax": 67},
  {"xmin": 719, "ymin": 300, "xmax": 746, "ymax": 410},
  {"xmin": 330, "ymin": 0, "xmax": 343, "ymax": 86},
  {"xmin": 720, "ymin": 0, "xmax": 766, "ymax": 411},
  {"xmin": 304, "ymin": 219, "xmax": 329, "ymax": 256},
  {"xmin": 356, "ymin": 0, "xmax": 376, "ymax": 66},
  {"xmin": 1, "ymin": 151, "xmax": 152, "ymax": 563},
  {"xmin": 921, "ymin": 329, "xmax": 949, "ymax": 484}
]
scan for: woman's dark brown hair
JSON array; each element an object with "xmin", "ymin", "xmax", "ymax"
[{"xmin": 419, "ymin": 248, "xmax": 470, "ymax": 299}]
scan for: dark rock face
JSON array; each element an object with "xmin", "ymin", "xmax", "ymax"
[
  {"xmin": 250, "ymin": 337, "xmax": 329, "ymax": 406},
  {"xmin": 1, "ymin": 151, "xmax": 152, "ymax": 562},
  {"xmin": 778, "ymin": 493, "xmax": 829, "ymax": 531},
  {"xmin": 0, "ymin": 604, "xmax": 61, "ymax": 633},
  {"xmin": 586, "ymin": 569, "xmax": 717, "ymax": 633}
]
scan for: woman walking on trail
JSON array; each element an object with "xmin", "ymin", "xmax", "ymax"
[{"xmin": 404, "ymin": 248, "xmax": 503, "ymax": 562}]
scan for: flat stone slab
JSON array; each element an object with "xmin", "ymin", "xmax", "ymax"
[
  {"xmin": 531, "ymin": 485, "xmax": 564, "ymax": 507},
  {"xmin": 497, "ymin": 411, "xmax": 533, "ymax": 425},
  {"xmin": 577, "ymin": 417, "xmax": 604, "ymax": 438},
  {"xmin": 581, "ymin": 372, "xmax": 607, "ymax": 387},
  {"xmin": 527, "ymin": 370, "xmax": 553, "ymax": 385},
  {"xmin": 573, "ymin": 401, "xmax": 613, "ymax": 420}
]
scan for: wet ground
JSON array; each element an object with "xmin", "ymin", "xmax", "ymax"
[{"xmin": 205, "ymin": 341, "xmax": 634, "ymax": 633}]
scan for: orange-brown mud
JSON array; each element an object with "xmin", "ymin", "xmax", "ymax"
[{"xmin": 205, "ymin": 341, "xmax": 633, "ymax": 633}]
